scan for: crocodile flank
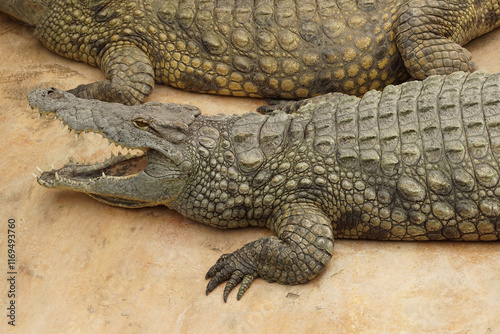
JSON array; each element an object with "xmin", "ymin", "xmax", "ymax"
[
  {"xmin": 28, "ymin": 71, "xmax": 500, "ymax": 300},
  {"xmin": 2, "ymin": 0, "xmax": 499, "ymax": 104}
]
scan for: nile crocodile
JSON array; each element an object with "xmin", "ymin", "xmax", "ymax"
[
  {"xmin": 3, "ymin": 0, "xmax": 500, "ymax": 105},
  {"xmin": 28, "ymin": 71, "xmax": 500, "ymax": 301}
]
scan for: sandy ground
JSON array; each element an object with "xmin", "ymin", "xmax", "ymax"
[{"xmin": 0, "ymin": 13, "xmax": 499, "ymax": 334}]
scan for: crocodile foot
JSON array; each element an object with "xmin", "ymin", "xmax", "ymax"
[
  {"xmin": 205, "ymin": 247, "xmax": 259, "ymax": 302},
  {"xmin": 205, "ymin": 203, "xmax": 334, "ymax": 301},
  {"xmin": 66, "ymin": 44, "xmax": 155, "ymax": 105}
]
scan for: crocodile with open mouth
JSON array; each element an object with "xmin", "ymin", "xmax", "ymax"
[
  {"xmin": 2, "ymin": 0, "xmax": 500, "ymax": 104},
  {"xmin": 28, "ymin": 71, "xmax": 500, "ymax": 301}
]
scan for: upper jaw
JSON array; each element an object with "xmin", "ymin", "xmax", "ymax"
[{"xmin": 27, "ymin": 88, "xmax": 193, "ymax": 165}]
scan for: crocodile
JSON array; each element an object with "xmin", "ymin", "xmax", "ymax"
[
  {"xmin": 28, "ymin": 71, "xmax": 500, "ymax": 301},
  {"xmin": 3, "ymin": 0, "xmax": 500, "ymax": 105}
]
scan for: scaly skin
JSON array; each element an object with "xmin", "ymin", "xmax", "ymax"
[
  {"xmin": 5, "ymin": 0, "xmax": 500, "ymax": 104},
  {"xmin": 28, "ymin": 72, "xmax": 500, "ymax": 301},
  {"xmin": 0, "ymin": 0, "xmax": 48, "ymax": 26}
]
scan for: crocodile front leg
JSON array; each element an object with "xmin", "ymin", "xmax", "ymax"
[
  {"xmin": 68, "ymin": 44, "xmax": 155, "ymax": 105},
  {"xmin": 395, "ymin": 0, "xmax": 495, "ymax": 79},
  {"xmin": 206, "ymin": 202, "xmax": 334, "ymax": 301}
]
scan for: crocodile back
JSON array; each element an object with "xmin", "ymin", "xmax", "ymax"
[
  {"xmin": 296, "ymin": 71, "xmax": 500, "ymax": 240},
  {"xmin": 146, "ymin": 0, "xmax": 410, "ymax": 98},
  {"xmin": 35, "ymin": 0, "xmax": 409, "ymax": 98}
]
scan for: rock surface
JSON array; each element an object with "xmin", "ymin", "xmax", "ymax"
[{"xmin": 0, "ymin": 13, "xmax": 499, "ymax": 333}]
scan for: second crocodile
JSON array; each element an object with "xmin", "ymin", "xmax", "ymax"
[{"xmin": 3, "ymin": 0, "xmax": 500, "ymax": 104}]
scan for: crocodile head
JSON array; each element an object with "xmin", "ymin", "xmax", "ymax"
[
  {"xmin": 0, "ymin": 0, "xmax": 49, "ymax": 26},
  {"xmin": 28, "ymin": 88, "xmax": 201, "ymax": 208}
]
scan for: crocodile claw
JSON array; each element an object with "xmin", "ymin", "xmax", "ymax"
[{"xmin": 205, "ymin": 252, "xmax": 258, "ymax": 302}]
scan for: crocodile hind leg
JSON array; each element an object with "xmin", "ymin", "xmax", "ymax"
[
  {"xmin": 205, "ymin": 202, "xmax": 334, "ymax": 301},
  {"xmin": 68, "ymin": 44, "xmax": 155, "ymax": 105},
  {"xmin": 395, "ymin": 0, "xmax": 499, "ymax": 79}
]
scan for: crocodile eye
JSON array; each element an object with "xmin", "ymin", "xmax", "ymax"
[{"xmin": 133, "ymin": 119, "xmax": 149, "ymax": 130}]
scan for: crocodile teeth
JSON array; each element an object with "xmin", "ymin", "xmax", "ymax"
[
  {"xmin": 55, "ymin": 172, "xmax": 60, "ymax": 180},
  {"xmin": 102, "ymin": 172, "xmax": 106, "ymax": 178},
  {"xmin": 52, "ymin": 164, "xmax": 56, "ymax": 170},
  {"xmin": 32, "ymin": 173, "xmax": 38, "ymax": 179},
  {"xmin": 75, "ymin": 133, "xmax": 79, "ymax": 141},
  {"xmin": 37, "ymin": 113, "xmax": 41, "ymax": 120},
  {"xmin": 36, "ymin": 166, "xmax": 43, "ymax": 173}
]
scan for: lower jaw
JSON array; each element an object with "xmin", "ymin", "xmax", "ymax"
[{"xmin": 38, "ymin": 152, "xmax": 148, "ymax": 186}]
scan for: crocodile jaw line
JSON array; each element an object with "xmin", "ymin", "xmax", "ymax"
[{"xmin": 30, "ymin": 106, "xmax": 180, "ymax": 208}]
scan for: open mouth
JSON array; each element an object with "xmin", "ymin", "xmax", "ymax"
[
  {"xmin": 30, "ymin": 104, "xmax": 149, "ymax": 186},
  {"xmin": 35, "ymin": 147, "xmax": 158, "ymax": 208},
  {"xmin": 30, "ymin": 110, "xmax": 170, "ymax": 207},
  {"xmin": 28, "ymin": 87, "xmax": 191, "ymax": 208}
]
